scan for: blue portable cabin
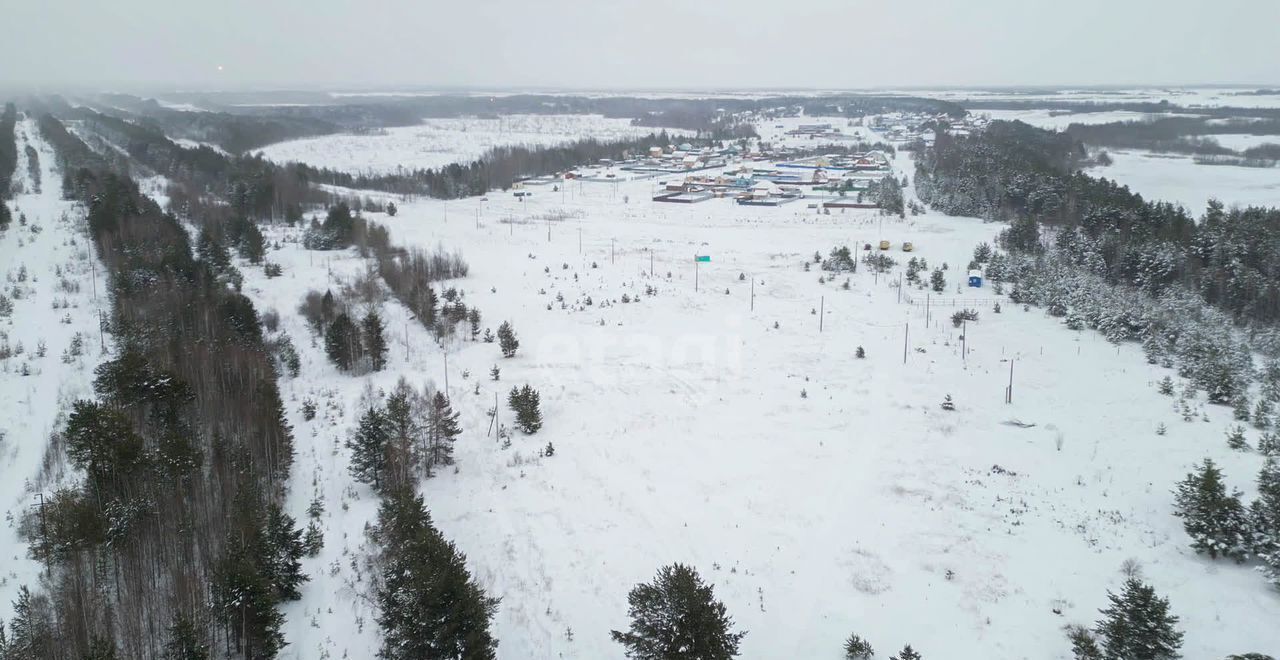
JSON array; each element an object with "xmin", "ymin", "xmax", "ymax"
[{"xmin": 967, "ymin": 269, "xmax": 983, "ymax": 288}]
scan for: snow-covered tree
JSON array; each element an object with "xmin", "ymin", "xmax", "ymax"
[
  {"xmin": 611, "ymin": 563, "xmax": 746, "ymax": 660},
  {"xmin": 1173, "ymin": 458, "xmax": 1250, "ymax": 561},
  {"xmin": 1093, "ymin": 578, "xmax": 1183, "ymax": 660}
]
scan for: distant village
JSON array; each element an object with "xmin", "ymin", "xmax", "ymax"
[{"xmin": 511, "ymin": 110, "xmax": 988, "ymax": 210}]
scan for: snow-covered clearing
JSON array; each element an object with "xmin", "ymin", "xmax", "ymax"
[
  {"xmin": 977, "ymin": 109, "xmax": 1190, "ymax": 130},
  {"xmin": 0, "ymin": 118, "xmax": 111, "ymax": 621},
  {"xmin": 1088, "ymin": 149, "xmax": 1280, "ymax": 214},
  {"xmin": 754, "ymin": 115, "xmax": 883, "ymax": 148},
  {"xmin": 218, "ymin": 142, "xmax": 1280, "ymax": 658},
  {"xmin": 253, "ymin": 114, "xmax": 691, "ymax": 175},
  {"xmin": 1207, "ymin": 133, "xmax": 1280, "ymax": 153}
]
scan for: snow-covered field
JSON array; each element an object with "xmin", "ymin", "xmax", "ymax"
[
  {"xmin": 1207, "ymin": 133, "xmax": 1280, "ymax": 153},
  {"xmin": 213, "ymin": 145, "xmax": 1280, "ymax": 658},
  {"xmin": 754, "ymin": 115, "xmax": 883, "ymax": 148},
  {"xmin": 253, "ymin": 114, "xmax": 690, "ymax": 175},
  {"xmin": 1088, "ymin": 149, "xmax": 1280, "ymax": 214},
  {"xmin": 0, "ymin": 119, "xmax": 111, "ymax": 621},
  {"xmin": 905, "ymin": 87, "xmax": 1280, "ymax": 110},
  {"xmin": 977, "ymin": 109, "xmax": 1190, "ymax": 130},
  {"xmin": 6, "ymin": 105, "xmax": 1280, "ymax": 657}
]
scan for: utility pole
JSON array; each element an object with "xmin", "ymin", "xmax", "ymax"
[
  {"xmin": 903, "ymin": 322, "xmax": 909, "ymax": 364},
  {"xmin": 695, "ymin": 257, "xmax": 699, "ymax": 292},
  {"xmin": 750, "ymin": 276, "xmax": 755, "ymax": 311},
  {"xmin": 819, "ymin": 296, "xmax": 824, "ymax": 332},
  {"xmin": 611, "ymin": 238, "xmax": 615, "ymax": 265},
  {"xmin": 443, "ymin": 351, "xmax": 449, "ymax": 393},
  {"xmin": 1006, "ymin": 359, "xmax": 1015, "ymax": 404},
  {"xmin": 961, "ymin": 319, "xmax": 967, "ymax": 364}
]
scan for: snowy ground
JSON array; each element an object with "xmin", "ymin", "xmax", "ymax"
[
  {"xmin": 976, "ymin": 109, "xmax": 1192, "ymax": 131},
  {"xmin": 1087, "ymin": 149, "xmax": 1280, "ymax": 214},
  {"xmin": 1207, "ymin": 133, "xmax": 1280, "ymax": 153},
  {"xmin": 754, "ymin": 115, "xmax": 883, "ymax": 148},
  {"xmin": 0, "ymin": 118, "xmax": 111, "ymax": 621},
  {"xmin": 8, "ymin": 106, "xmax": 1279, "ymax": 657},
  {"xmin": 214, "ymin": 143, "xmax": 1280, "ymax": 658},
  {"xmin": 903, "ymin": 87, "xmax": 1280, "ymax": 110},
  {"xmin": 253, "ymin": 114, "xmax": 691, "ymax": 175}
]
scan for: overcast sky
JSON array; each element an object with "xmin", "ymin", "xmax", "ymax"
[{"xmin": 4, "ymin": 0, "xmax": 1278, "ymax": 91}]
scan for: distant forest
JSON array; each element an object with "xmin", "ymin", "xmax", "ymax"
[
  {"xmin": 72, "ymin": 92, "xmax": 965, "ymax": 153},
  {"xmin": 915, "ymin": 119, "xmax": 1280, "ymax": 404}
]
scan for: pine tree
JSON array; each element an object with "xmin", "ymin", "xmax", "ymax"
[
  {"xmin": 1253, "ymin": 460, "xmax": 1280, "ymax": 577},
  {"xmin": 1173, "ymin": 458, "xmax": 1249, "ymax": 561},
  {"xmin": 1255, "ymin": 398, "xmax": 1273, "ymax": 429},
  {"xmin": 469, "ymin": 308, "xmax": 482, "ymax": 340},
  {"xmin": 1066, "ymin": 624, "xmax": 1103, "ymax": 660},
  {"xmin": 1158, "ymin": 376, "xmax": 1175, "ymax": 396},
  {"xmin": 498, "ymin": 321, "xmax": 519, "ymax": 358},
  {"xmin": 5, "ymin": 586, "xmax": 54, "ymax": 658},
  {"xmin": 510, "ymin": 385, "xmax": 543, "ymax": 434},
  {"xmin": 611, "ymin": 563, "xmax": 746, "ymax": 660},
  {"xmin": 490, "ymin": 365, "xmax": 501, "ymax": 381},
  {"xmin": 373, "ymin": 489, "xmax": 499, "ymax": 660},
  {"xmin": 941, "ymin": 394, "xmax": 955, "ymax": 411},
  {"xmin": 348, "ymin": 407, "xmax": 391, "ymax": 491},
  {"xmin": 1094, "ymin": 578, "xmax": 1183, "ymax": 660},
  {"xmin": 930, "ymin": 268, "xmax": 946, "ymax": 293},
  {"xmin": 362, "ymin": 310, "xmax": 388, "ymax": 372},
  {"xmin": 325, "ymin": 312, "xmax": 362, "ymax": 371},
  {"xmin": 1234, "ymin": 396, "xmax": 1252, "ymax": 422},
  {"xmin": 844, "ymin": 633, "xmax": 874, "ymax": 659},
  {"xmin": 384, "ymin": 383, "xmax": 421, "ymax": 490},
  {"xmin": 239, "ymin": 223, "xmax": 266, "ymax": 264},
  {"xmin": 891, "ymin": 645, "xmax": 922, "ymax": 660},
  {"xmin": 212, "ymin": 487, "xmax": 290, "ymax": 659},
  {"xmin": 425, "ymin": 392, "xmax": 461, "ymax": 476},
  {"xmin": 265, "ymin": 502, "xmax": 308, "ymax": 601},
  {"xmin": 163, "ymin": 612, "xmax": 210, "ymax": 660},
  {"xmin": 1227, "ymin": 425, "xmax": 1250, "ymax": 451},
  {"xmin": 386, "ymin": 202, "xmax": 397, "ymax": 217}
]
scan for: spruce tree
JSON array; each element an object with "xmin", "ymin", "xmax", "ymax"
[
  {"xmin": 164, "ymin": 612, "xmax": 210, "ymax": 660},
  {"xmin": 510, "ymin": 385, "xmax": 543, "ymax": 434},
  {"xmin": 325, "ymin": 312, "xmax": 362, "ymax": 371},
  {"xmin": 1066, "ymin": 625, "xmax": 1103, "ymax": 660},
  {"xmin": 362, "ymin": 310, "xmax": 388, "ymax": 372},
  {"xmin": 373, "ymin": 489, "xmax": 499, "ymax": 660},
  {"xmin": 1093, "ymin": 578, "xmax": 1183, "ymax": 660},
  {"xmin": 892, "ymin": 646, "xmax": 922, "ymax": 660},
  {"xmin": 611, "ymin": 563, "xmax": 746, "ymax": 660},
  {"xmin": 348, "ymin": 407, "xmax": 391, "ymax": 491},
  {"xmin": 844, "ymin": 633, "xmax": 874, "ymax": 659},
  {"xmin": 930, "ymin": 269, "xmax": 946, "ymax": 293},
  {"xmin": 5, "ymin": 586, "xmax": 54, "ymax": 658},
  {"xmin": 425, "ymin": 392, "xmax": 461, "ymax": 476},
  {"xmin": 1173, "ymin": 458, "xmax": 1249, "ymax": 560},
  {"xmin": 264, "ymin": 502, "xmax": 308, "ymax": 601},
  {"xmin": 469, "ymin": 308, "xmax": 482, "ymax": 340},
  {"xmin": 384, "ymin": 384, "xmax": 421, "ymax": 489},
  {"xmin": 498, "ymin": 321, "xmax": 519, "ymax": 358}
]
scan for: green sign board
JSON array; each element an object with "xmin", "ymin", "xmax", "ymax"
[{"xmin": 695, "ymin": 255, "xmax": 711, "ymax": 263}]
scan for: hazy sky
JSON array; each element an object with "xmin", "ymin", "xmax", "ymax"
[{"xmin": 4, "ymin": 0, "xmax": 1278, "ymax": 90}]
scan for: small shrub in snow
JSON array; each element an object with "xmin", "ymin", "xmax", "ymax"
[
  {"xmin": 941, "ymin": 394, "xmax": 955, "ymax": 411},
  {"xmin": 1227, "ymin": 425, "xmax": 1250, "ymax": 451},
  {"xmin": 856, "ymin": 346, "xmax": 866, "ymax": 359},
  {"xmin": 951, "ymin": 309, "xmax": 979, "ymax": 328},
  {"xmin": 544, "ymin": 442, "xmax": 555, "ymax": 457},
  {"xmin": 490, "ymin": 365, "xmax": 500, "ymax": 381},
  {"xmin": 301, "ymin": 399, "xmax": 317, "ymax": 421}
]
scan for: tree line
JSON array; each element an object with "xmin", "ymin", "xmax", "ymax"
[
  {"xmin": 1, "ymin": 113, "xmax": 298, "ymax": 659},
  {"xmin": 0, "ymin": 103, "xmax": 16, "ymax": 198}
]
